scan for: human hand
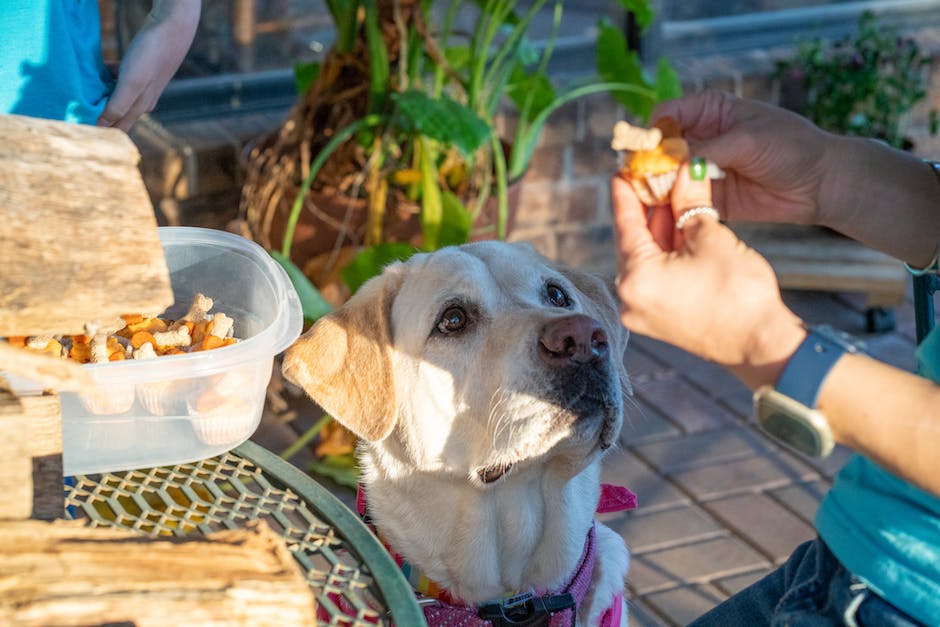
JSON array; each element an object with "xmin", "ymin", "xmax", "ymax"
[
  {"xmin": 611, "ymin": 164, "xmax": 806, "ymax": 389},
  {"xmin": 653, "ymin": 90, "xmax": 836, "ymax": 227},
  {"xmin": 96, "ymin": 0, "xmax": 201, "ymax": 131}
]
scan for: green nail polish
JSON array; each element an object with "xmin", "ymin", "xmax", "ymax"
[{"xmin": 690, "ymin": 157, "xmax": 707, "ymax": 181}]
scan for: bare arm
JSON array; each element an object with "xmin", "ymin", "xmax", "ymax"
[
  {"xmin": 818, "ymin": 353, "xmax": 940, "ymax": 496},
  {"xmin": 97, "ymin": 0, "xmax": 201, "ymax": 131},
  {"xmin": 820, "ymin": 135, "xmax": 940, "ymax": 268}
]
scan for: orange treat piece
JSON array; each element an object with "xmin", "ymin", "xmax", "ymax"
[{"xmin": 131, "ymin": 331, "xmax": 157, "ymax": 349}]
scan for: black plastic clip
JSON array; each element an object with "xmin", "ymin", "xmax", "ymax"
[{"xmin": 477, "ymin": 591, "xmax": 576, "ymax": 626}]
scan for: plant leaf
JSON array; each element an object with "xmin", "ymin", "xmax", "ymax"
[
  {"xmin": 443, "ymin": 44, "xmax": 472, "ymax": 74},
  {"xmin": 308, "ymin": 453, "xmax": 359, "ymax": 488},
  {"xmin": 340, "ymin": 242, "xmax": 418, "ymax": 293},
  {"xmin": 616, "ymin": 0, "xmax": 655, "ymax": 32},
  {"xmin": 392, "ymin": 90, "xmax": 492, "ymax": 157},
  {"xmin": 654, "ymin": 57, "xmax": 683, "ymax": 103},
  {"xmin": 363, "ymin": 0, "xmax": 390, "ymax": 114},
  {"xmin": 293, "ymin": 62, "xmax": 321, "ymax": 95},
  {"xmin": 269, "ymin": 251, "xmax": 333, "ymax": 323},
  {"xmin": 438, "ymin": 190, "xmax": 472, "ymax": 247},
  {"xmin": 596, "ymin": 18, "xmax": 653, "ymax": 120},
  {"xmin": 419, "ymin": 137, "xmax": 443, "ymax": 250},
  {"xmin": 507, "ymin": 67, "xmax": 556, "ymax": 124}
]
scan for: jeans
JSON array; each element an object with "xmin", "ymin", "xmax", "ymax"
[{"xmin": 687, "ymin": 537, "xmax": 926, "ymax": 626}]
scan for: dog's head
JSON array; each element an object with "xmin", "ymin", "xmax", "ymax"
[{"xmin": 282, "ymin": 241, "xmax": 630, "ymax": 485}]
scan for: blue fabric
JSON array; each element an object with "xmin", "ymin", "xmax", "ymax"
[
  {"xmin": 0, "ymin": 0, "xmax": 113, "ymax": 124},
  {"xmin": 816, "ymin": 456, "xmax": 940, "ymax": 626},
  {"xmin": 688, "ymin": 538, "xmax": 926, "ymax": 626}
]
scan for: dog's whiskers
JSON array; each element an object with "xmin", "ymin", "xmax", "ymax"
[{"xmin": 486, "ymin": 387, "xmax": 513, "ymax": 448}]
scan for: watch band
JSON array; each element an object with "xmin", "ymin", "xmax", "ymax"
[{"xmin": 775, "ymin": 325, "xmax": 860, "ymax": 407}]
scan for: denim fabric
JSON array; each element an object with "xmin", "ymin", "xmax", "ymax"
[{"xmin": 687, "ymin": 538, "xmax": 926, "ymax": 626}]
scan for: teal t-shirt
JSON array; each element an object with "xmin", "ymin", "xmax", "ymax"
[
  {"xmin": 816, "ymin": 324, "xmax": 940, "ymax": 625},
  {"xmin": 0, "ymin": 1, "xmax": 113, "ymax": 123}
]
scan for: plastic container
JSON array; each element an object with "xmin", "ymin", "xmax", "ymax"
[{"xmin": 56, "ymin": 227, "xmax": 303, "ymax": 475}]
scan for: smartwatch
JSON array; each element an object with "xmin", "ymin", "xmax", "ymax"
[{"xmin": 753, "ymin": 325, "xmax": 864, "ymax": 457}]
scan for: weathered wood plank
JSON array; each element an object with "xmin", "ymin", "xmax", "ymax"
[
  {"xmin": 0, "ymin": 519, "xmax": 317, "ymax": 626},
  {"xmin": 0, "ymin": 114, "xmax": 173, "ymax": 337},
  {"xmin": 0, "ymin": 342, "xmax": 93, "ymax": 392},
  {"xmin": 19, "ymin": 393, "xmax": 63, "ymax": 520},
  {"xmin": 0, "ymin": 385, "xmax": 62, "ymax": 521},
  {"xmin": 0, "ymin": 389, "xmax": 32, "ymax": 520}
]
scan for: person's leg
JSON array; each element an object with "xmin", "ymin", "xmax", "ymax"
[
  {"xmin": 691, "ymin": 537, "xmax": 928, "ymax": 627},
  {"xmin": 688, "ymin": 538, "xmax": 834, "ymax": 626}
]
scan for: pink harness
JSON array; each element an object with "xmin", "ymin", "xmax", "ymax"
[{"xmin": 357, "ymin": 483, "xmax": 637, "ymax": 626}]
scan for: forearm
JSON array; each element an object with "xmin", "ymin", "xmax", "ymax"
[
  {"xmin": 820, "ymin": 135, "xmax": 940, "ymax": 267},
  {"xmin": 728, "ymin": 302, "xmax": 940, "ymax": 496},
  {"xmin": 817, "ymin": 353, "xmax": 940, "ymax": 497}
]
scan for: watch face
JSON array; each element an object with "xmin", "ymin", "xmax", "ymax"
[
  {"xmin": 761, "ymin": 410, "xmax": 828, "ymax": 458},
  {"xmin": 754, "ymin": 388, "xmax": 835, "ymax": 458}
]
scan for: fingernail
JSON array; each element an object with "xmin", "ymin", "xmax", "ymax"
[{"xmin": 690, "ymin": 156, "xmax": 707, "ymax": 181}]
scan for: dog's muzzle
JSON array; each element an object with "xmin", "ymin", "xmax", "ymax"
[{"xmin": 537, "ymin": 314, "xmax": 620, "ymax": 448}]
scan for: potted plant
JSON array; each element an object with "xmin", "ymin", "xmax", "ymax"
[
  {"xmin": 776, "ymin": 10, "xmax": 937, "ymax": 150},
  {"xmin": 240, "ymin": 0, "xmax": 679, "ymax": 316},
  {"xmin": 240, "ymin": 0, "xmax": 680, "ymax": 487}
]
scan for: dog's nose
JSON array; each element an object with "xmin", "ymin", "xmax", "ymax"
[{"xmin": 539, "ymin": 314, "xmax": 608, "ymax": 366}]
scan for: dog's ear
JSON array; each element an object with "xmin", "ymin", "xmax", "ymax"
[
  {"xmin": 556, "ymin": 264, "xmax": 632, "ymax": 395},
  {"xmin": 282, "ymin": 265, "xmax": 406, "ymax": 442}
]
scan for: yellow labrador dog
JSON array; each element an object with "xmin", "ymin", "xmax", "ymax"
[{"xmin": 283, "ymin": 241, "xmax": 633, "ymax": 626}]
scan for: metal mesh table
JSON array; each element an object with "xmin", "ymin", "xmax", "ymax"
[{"xmin": 64, "ymin": 440, "xmax": 425, "ymax": 626}]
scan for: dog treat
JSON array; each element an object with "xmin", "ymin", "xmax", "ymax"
[
  {"xmin": 1, "ymin": 293, "xmax": 241, "ymax": 416},
  {"xmin": 187, "ymin": 371, "xmax": 255, "ymax": 445},
  {"xmin": 2, "ymin": 293, "xmax": 237, "ymax": 365},
  {"xmin": 612, "ymin": 117, "xmax": 689, "ymax": 206}
]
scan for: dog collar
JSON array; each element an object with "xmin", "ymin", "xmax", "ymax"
[{"xmin": 356, "ymin": 483, "xmax": 636, "ymax": 625}]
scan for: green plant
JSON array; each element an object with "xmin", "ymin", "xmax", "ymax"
[
  {"xmin": 776, "ymin": 10, "xmax": 937, "ymax": 149},
  {"xmin": 245, "ymin": 0, "xmax": 680, "ymax": 321}
]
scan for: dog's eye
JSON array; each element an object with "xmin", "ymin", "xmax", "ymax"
[
  {"xmin": 546, "ymin": 283, "xmax": 571, "ymax": 308},
  {"xmin": 437, "ymin": 306, "xmax": 468, "ymax": 333}
]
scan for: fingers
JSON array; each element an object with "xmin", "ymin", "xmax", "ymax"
[
  {"xmin": 610, "ymin": 176, "xmax": 662, "ymax": 264},
  {"xmin": 670, "ymin": 162, "xmax": 720, "ymax": 251},
  {"xmin": 648, "ymin": 205, "xmax": 675, "ymax": 251},
  {"xmin": 651, "ymin": 90, "xmax": 734, "ymax": 141},
  {"xmin": 97, "ymin": 78, "xmax": 156, "ymax": 131},
  {"xmin": 671, "ymin": 162, "xmax": 714, "ymax": 217}
]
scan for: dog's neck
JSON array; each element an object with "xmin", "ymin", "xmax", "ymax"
[{"xmin": 359, "ymin": 444, "xmax": 602, "ymax": 604}]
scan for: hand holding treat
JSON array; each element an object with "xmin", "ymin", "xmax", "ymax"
[{"xmin": 611, "ymin": 117, "xmax": 723, "ymax": 207}]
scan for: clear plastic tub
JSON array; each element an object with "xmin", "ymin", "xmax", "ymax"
[{"xmin": 55, "ymin": 226, "xmax": 303, "ymax": 475}]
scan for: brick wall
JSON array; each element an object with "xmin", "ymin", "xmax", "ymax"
[{"xmin": 505, "ymin": 94, "xmax": 623, "ymax": 274}]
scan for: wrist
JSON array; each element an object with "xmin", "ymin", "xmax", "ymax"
[{"xmin": 731, "ymin": 309, "xmax": 807, "ymax": 390}]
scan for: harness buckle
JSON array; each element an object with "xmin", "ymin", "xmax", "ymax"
[{"xmin": 478, "ymin": 591, "xmax": 576, "ymax": 626}]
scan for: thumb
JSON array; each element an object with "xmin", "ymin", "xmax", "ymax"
[{"xmin": 611, "ymin": 176, "xmax": 662, "ymax": 263}]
